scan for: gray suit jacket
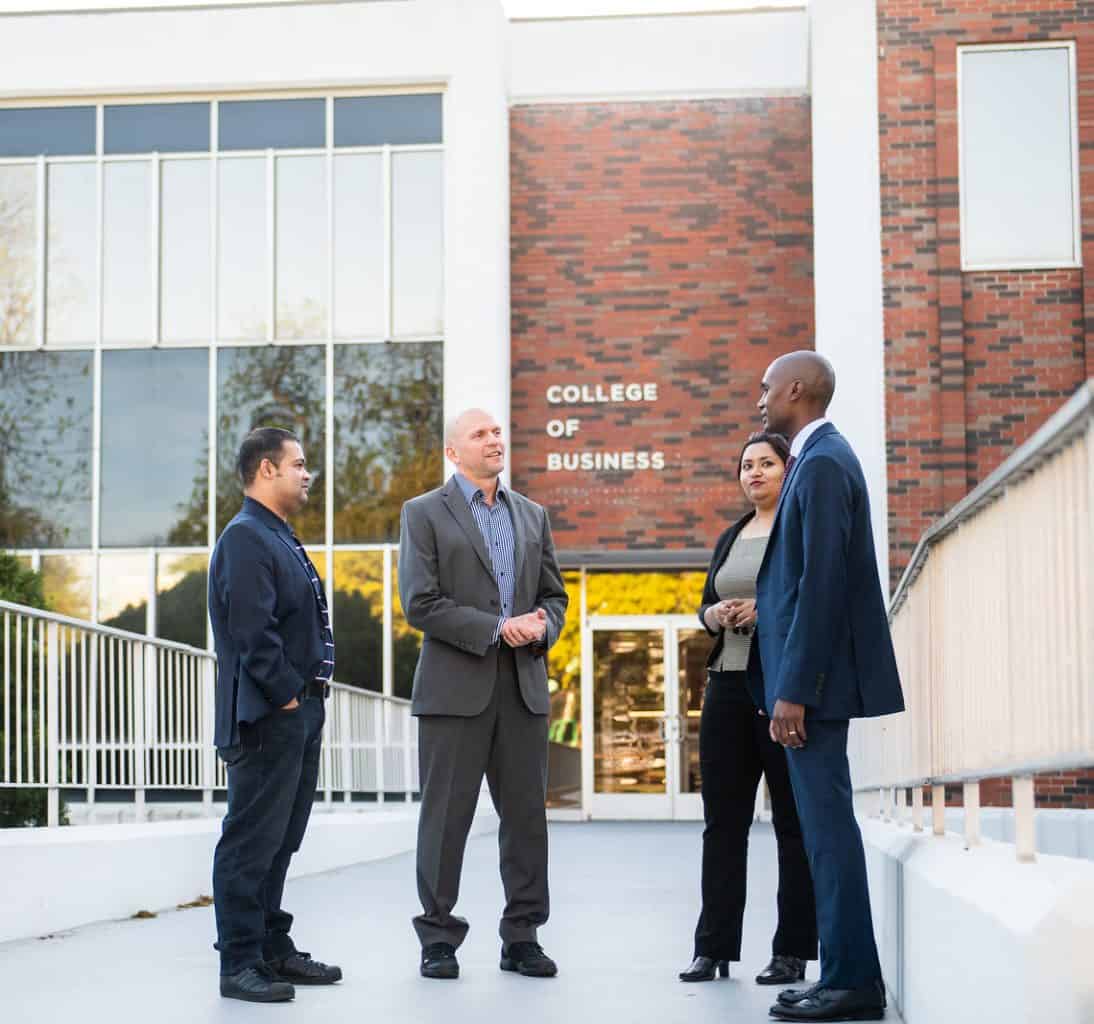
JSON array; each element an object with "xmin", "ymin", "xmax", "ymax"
[{"xmin": 398, "ymin": 478, "xmax": 568, "ymax": 717}]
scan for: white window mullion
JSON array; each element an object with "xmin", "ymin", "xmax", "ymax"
[
  {"xmin": 91, "ymin": 107, "xmax": 104, "ymax": 622},
  {"xmin": 35, "ymin": 156, "xmax": 46, "ymax": 349},
  {"xmin": 266, "ymin": 148, "xmax": 275, "ymax": 342}
]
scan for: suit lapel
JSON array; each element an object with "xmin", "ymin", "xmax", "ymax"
[
  {"xmin": 507, "ymin": 489, "xmax": 526, "ymax": 585},
  {"xmin": 271, "ymin": 528, "xmax": 312, "ymax": 578},
  {"xmin": 442, "ymin": 483, "xmax": 496, "ymax": 580}
]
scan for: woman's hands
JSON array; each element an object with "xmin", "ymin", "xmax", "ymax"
[{"xmin": 707, "ymin": 598, "xmax": 757, "ymax": 632}]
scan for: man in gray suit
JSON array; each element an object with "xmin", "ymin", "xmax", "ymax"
[{"xmin": 399, "ymin": 408, "xmax": 568, "ymax": 981}]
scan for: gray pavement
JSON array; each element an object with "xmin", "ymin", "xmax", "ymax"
[{"xmin": 0, "ymin": 821, "xmax": 901, "ymax": 1024}]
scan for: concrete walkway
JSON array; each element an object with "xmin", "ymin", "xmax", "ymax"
[{"xmin": 0, "ymin": 821, "xmax": 901, "ymax": 1024}]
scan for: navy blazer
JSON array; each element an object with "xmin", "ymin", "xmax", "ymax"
[
  {"xmin": 753, "ymin": 423, "xmax": 904, "ymax": 720},
  {"xmin": 208, "ymin": 497, "xmax": 328, "ymax": 748}
]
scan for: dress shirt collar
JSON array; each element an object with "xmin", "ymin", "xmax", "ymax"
[
  {"xmin": 452, "ymin": 472, "xmax": 507, "ymax": 507},
  {"xmin": 790, "ymin": 417, "xmax": 831, "ymax": 458}
]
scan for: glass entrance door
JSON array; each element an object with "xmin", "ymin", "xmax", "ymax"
[{"xmin": 582, "ymin": 615, "xmax": 709, "ymax": 820}]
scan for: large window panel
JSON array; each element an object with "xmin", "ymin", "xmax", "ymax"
[
  {"xmin": 218, "ymin": 157, "xmax": 267, "ymax": 340},
  {"xmin": 100, "ymin": 349, "xmax": 209, "ymax": 547},
  {"xmin": 105, "ymin": 102, "xmax": 210, "ymax": 155},
  {"xmin": 276, "ymin": 155, "xmax": 327, "ymax": 339},
  {"xmin": 0, "ymin": 107, "xmax": 95, "ymax": 157},
  {"xmin": 333, "ymin": 153, "xmax": 384, "ymax": 339},
  {"xmin": 219, "ymin": 99, "xmax": 325, "ymax": 152},
  {"xmin": 215, "ymin": 345, "xmax": 325, "ymax": 542},
  {"xmin": 332, "ymin": 551, "xmax": 383, "ymax": 692},
  {"xmin": 41, "ymin": 554, "xmax": 93, "ymax": 620},
  {"xmin": 0, "ymin": 164, "xmax": 37, "ymax": 346},
  {"xmin": 961, "ymin": 45, "xmax": 1079, "ymax": 269},
  {"xmin": 334, "ymin": 94, "xmax": 443, "ymax": 148},
  {"xmin": 156, "ymin": 553, "xmax": 208, "ymax": 649},
  {"xmin": 103, "ymin": 160, "xmax": 154, "ymax": 343},
  {"xmin": 161, "ymin": 159, "xmax": 211, "ymax": 343},
  {"xmin": 0, "ymin": 350, "xmax": 93, "ymax": 548},
  {"xmin": 333, "ymin": 342, "xmax": 443, "ymax": 543},
  {"xmin": 98, "ymin": 553, "xmax": 149, "ymax": 633},
  {"xmin": 392, "ymin": 151, "xmax": 444, "ymax": 336},
  {"xmin": 46, "ymin": 162, "xmax": 97, "ymax": 344}
]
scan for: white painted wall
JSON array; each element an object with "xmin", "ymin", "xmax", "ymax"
[
  {"xmin": 809, "ymin": 0, "xmax": 892, "ymax": 586},
  {"xmin": 0, "ymin": 0, "xmax": 512, "ymax": 442},
  {"xmin": 508, "ymin": 8, "xmax": 808, "ymax": 103},
  {"xmin": 862, "ymin": 818, "xmax": 1094, "ymax": 1024},
  {"xmin": 0, "ymin": 803, "xmax": 498, "ymax": 944}
]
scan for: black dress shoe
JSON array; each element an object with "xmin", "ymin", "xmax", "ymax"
[
  {"xmin": 678, "ymin": 956, "xmax": 730, "ymax": 982},
  {"xmin": 500, "ymin": 941, "xmax": 558, "ymax": 978},
  {"xmin": 756, "ymin": 954, "xmax": 807, "ymax": 985},
  {"xmin": 777, "ymin": 981, "xmax": 824, "ymax": 1006},
  {"xmin": 769, "ymin": 985, "xmax": 885, "ymax": 1021},
  {"xmin": 220, "ymin": 964, "xmax": 295, "ymax": 1002},
  {"xmin": 270, "ymin": 951, "xmax": 343, "ymax": 985},
  {"xmin": 421, "ymin": 942, "xmax": 459, "ymax": 979}
]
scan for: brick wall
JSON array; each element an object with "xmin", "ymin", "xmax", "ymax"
[
  {"xmin": 509, "ymin": 98, "xmax": 814, "ymax": 555},
  {"xmin": 879, "ymin": 0, "xmax": 1094, "ymax": 807}
]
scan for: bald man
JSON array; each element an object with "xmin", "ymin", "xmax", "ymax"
[
  {"xmin": 753, "ymin": 352, "xmax": 904, "ymax": 1022},
  {"xmin": 398, "ymin": 409, "xmax": 568, "ymax": 981}
]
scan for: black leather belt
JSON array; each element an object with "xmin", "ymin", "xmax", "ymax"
[{"xmin": 304, "ymin": 680, "xmax": 331, "ymax": 700}]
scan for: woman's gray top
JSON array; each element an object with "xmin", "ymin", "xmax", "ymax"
[{"xmin": 712, "ymin": 534, "xmax": 770, "ymax": 671}]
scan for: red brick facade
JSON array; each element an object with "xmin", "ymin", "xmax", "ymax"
[{"xmin": 509, "ymin": 98, "xmax": 814, "ymax": 556}]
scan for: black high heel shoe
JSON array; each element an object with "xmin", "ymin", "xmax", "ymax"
[{"xmin": 678, "ymin": 956, "xmax": 730, "ymax": 982}]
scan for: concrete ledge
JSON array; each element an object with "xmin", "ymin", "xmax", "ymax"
[
  {"xmin": 0, "ymin": 801, "xmax": 498, "ymax": 945},
  {"xmin": 862, "ymin": 817, "xmax": 1094, "ymax": 1024}
]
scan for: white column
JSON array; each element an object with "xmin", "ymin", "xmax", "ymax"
[{"xmin": 809, "ymin": 0, "xmax": 891, "ymax": 588}]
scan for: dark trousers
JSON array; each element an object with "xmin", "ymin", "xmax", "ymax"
[
  {"xmin": 413, "ymin": 646, "xmax": 549, "ymax": 949},
  {"xmin": 693, "ymin": 670, "xmax": 817, "ymax": 962},
  {"xmin": 213, "ymin": 696, "xmax": 325, "ymax": 974},
  {"xmin": 785, "ymin": 718, "xmax": 882, "ymax": 989}
]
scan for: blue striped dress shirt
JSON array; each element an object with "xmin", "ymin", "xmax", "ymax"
[{"xmin": 454, "ymin": 473, "xmax": 516, "ymax": 643}]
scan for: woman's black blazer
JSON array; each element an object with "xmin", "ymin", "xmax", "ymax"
[{"xmin": 697, "ymin": 509, "xmax": 764, "ymax": 695}]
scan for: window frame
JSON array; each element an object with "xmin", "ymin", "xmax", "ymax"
[{"xmin": 958, "ymin": 40, "xmax": 1082, "ymax": 273}]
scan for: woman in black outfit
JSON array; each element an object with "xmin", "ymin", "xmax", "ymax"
[{"xmin": 679, "ymin": 431, "xmax": 817, "ymax": 985}]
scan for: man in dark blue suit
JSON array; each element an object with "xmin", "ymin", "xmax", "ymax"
[
  {"xmin": 753, "ymin": 352, "xmax": 904, "ymax": 1022},
  {"xmin": 209, "ymin": 427, "xmax": 342, "ymax": 1003}
]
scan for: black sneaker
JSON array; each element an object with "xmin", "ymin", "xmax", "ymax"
[
  {"xmin": 421, "ymin": 942, "xmax": 459, "ymax": 980},
  {"xmin": 270, "ymin": 951, "xmax": 343, "ymax": 985},
  {"xmin": 500, "ymin": 941, "xmax": 558, "ymax": 978},
  {"xmin": 220, "ymin": 964, "xmax": 295, "ymax": 1003}
]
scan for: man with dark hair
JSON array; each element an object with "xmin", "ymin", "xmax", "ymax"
[
  {"xmin": 209, "ymin": 427, "xmax": 342, "ymax": 1003},
  {"xmin": 754, "ymin": 351, "xmax": 904, "ymax": 1022}
]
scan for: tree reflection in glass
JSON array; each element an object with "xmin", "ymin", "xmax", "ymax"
[
  {"xmin": 98, "ymin": 552, "xmax": 149, "ymax": 633},
  {"xmin": 40, "ymin": 554, "xmax": 93, "ymax": 620},
  {"xmin": 209, "ymin": 345, "xmax": 326, "ymax": 542},
  {"xmin": 0, "ymin": 350, "xmax": 92, "ymax": 548},
  {"xmin": 156, "ymin": 552, "xmax": 209, "ymax": 649},
  {"xmin": 332, "ymin": 551, "xmax": 383, "ymax": 692},
  {"xmin": 333, "ymin": 342, "xmax": 443, "ymax": 543},
  {"xmin": 0, "ymin": 164, "xmax": 37, "ymax": 346}
]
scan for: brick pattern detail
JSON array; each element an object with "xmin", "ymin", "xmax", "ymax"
[
  {"xmin": 878, "ymin": 1, "xmax": 1094, "ymax": 585},
  {"xmin": 923, "ymin": 772, "xmax": 1094, "ymax": 810},
  {"xmin": 509, "ymin": 99, "xmax": 814, "ymax": 552}
]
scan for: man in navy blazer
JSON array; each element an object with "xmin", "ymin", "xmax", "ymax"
[
  {"xmin": 753, "ymin": 352, "xmax": 904, "ymax": 1022},
  {"xmin": 209, "ymin": 427, "xmax": 342, "ymax": 1003}
]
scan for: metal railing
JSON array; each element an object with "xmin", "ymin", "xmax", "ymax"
[
  {"xmin": 0, "ymin": 600, "xmax": 418, "ymax": 827},
  {"xmin": 850, "ymin": 380, "xmax": 1094, "ymax": 861}
]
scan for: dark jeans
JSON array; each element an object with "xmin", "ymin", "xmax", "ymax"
[
  {"xmin": 213, "ymin": 695, "xmax": 325, "ymax": 974},
  {"xmin": 693, "ymin": 670, "xmax": 817, "ymax": 962},
  {"xmin": 785, "ymin": 718, "xmax": 882, "ymax": 989}
]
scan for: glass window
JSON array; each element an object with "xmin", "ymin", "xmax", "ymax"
[
  {"xmin": 333, "ymin": 342, "xmax": 443, "ymax": 543},
  {"xmin": 392, "ymin": 151, "xmax": 443, "ymax": 336},
  {"xmin": 333, "ymin": 153, "xmax": 384, "ymax": 339},
  {"xmin": 276, "ymin": 155, "xmax": 327, "ymax": 339},
  {"xmin": 332, "ymin": 551, "xmax": 383, "ymax": 692},
  {"xmin": 0, "ymin": 106, "xmax": 95, "ymax": 157},
  {"xmin": 98, "ymin": 552, "xmax": 149, "ymax": 633},
  {"xmin": 100, "ymin": 349, "xmax": 209, "ymax": 547},
  {"xmin": 161, "ymin": 158, "xmax": 211, "ymax": 343},
  {"xmin": 585, "ymin": 571, "xmax": 706, "ymax": 616},
  {"xmin": 41, "ymin": 554, "xmax": 93, "ymax": 620},
  {"xmin": 961, "ymin": 45, "xmax": 1079, "ymax": 268},
  {"xmin": 334, "ymin": 94, "xmax": 443, "ymax": 147},
  {"xmin": 391, "ymin": 550, "xmax": 419, "ymax": 701},
  {"xmin": 0, "ymin": 164, "xmax": 37, "ymax": 346},
  {"xmin": 156, "ymin": 552, "xmax": 209, "ymax": 649},
  {"xmin": 0, "ymin": 350, "xmax": 93, "ymax": 548},
  {"xmin": 215, "ymin": 345, "xmax": 325, "ymax": 542},
  {"xmin": 218, "ymin": 98, "xmax": 325, "ymax": 151},
  {"xmin": 103, "ymin": 160, "xmax": 154, "ymax": 343},
  {"xmin": 217, "ymin": 157, "xmax": 267, "ymax": 340},
  {"xmin": 104, "ymin": 102, "xmax": 210, "ymax": 155},
  {"xmin": 46, "ymin": 162, "xmax": 97, "ymax": 344}
]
